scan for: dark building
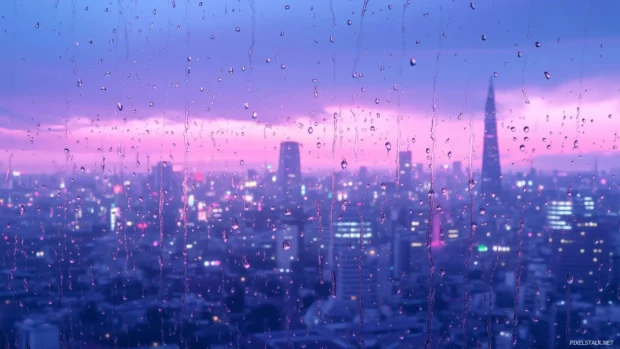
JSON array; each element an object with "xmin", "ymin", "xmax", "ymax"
[
  {"xmin": 398, "ymin": 151, "xmax": 413, "ymax": 189},
  {"xmin": 277, "ymin": 141, "xmax": 302, "ymax": 206},
  {"xmin": 480, "ymin": 78, "xmax": 502, "ymax": 199}
]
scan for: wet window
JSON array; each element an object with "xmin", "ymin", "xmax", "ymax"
[{"xmin": 0, "ymin": 0, "xmax": 619, "ymax": 348}]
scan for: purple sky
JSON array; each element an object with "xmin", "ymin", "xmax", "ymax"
[{"xmin": 0, "ymin": 0, "xmax": 619, "ymax": 174}]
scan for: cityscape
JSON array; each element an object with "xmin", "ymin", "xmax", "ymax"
[
  {"xmin": 1, "ymin": 0, "xmax": 619, "ymax": 348},
  {"xmin": 1, "ymin": 78, "xmax": 620, "ymax": 349}
]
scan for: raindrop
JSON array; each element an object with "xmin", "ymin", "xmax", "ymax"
[
  {"xmin": 244, "ymin": 102, "xmax": 249, "ymax": 109},
  {"xmin": 493, "ymin": 72, "xmax": 498, "ymax": 78},
  {"xmin": 470, "ymin": 2, "xmax": 475, "ymax": 9},
  {"xmin": 544, "ymin": 71, "xmax": 551, "ymax": 80},
  {"xmin": 439, "ymin": 269, "xmax": 445, "ymax": 277},
  {"xmin": 235, "ymin": 27, "xmax": 241, "ymax": 32},
  {"xmin": 35, "ymin": 22, "xmax": 40, "ymax": 28},
  {"xmin": 117, "ymin": 102, "xmax": 123, "ymax": 111},
  {"xmin": 314, "ymin": 86, "xmax": 319, "ymax": 98},
  {"xmin": 308, "ymin": 127, "xmax": 314, "ymax": 134},
  {"xmin": 77, "ymin": 78, "xmax": 83, "ymax": 87},
  {"xmin": 242, "ymin": 256, "xmax": 251, "ymax": 269},
  {"xmin": 187, "ymin": 56, "xmax": 192, "ymax": 61},
  {"xmin": 519, "ymin": 145, "xmax": 526, "ymax": 152},
  {"xmin": 284, "ymin": 208, "xmax": 292, "ymax": 216},
  {"xmin": 266, "ymin": 58, "xmax": 271, "ymax": 63},
  {"xmin": 240, "ymin": 159, "xmax": 245, "ymax": 166},
  {"xmin": 100, "ymin": 86, "xmax": 107, "ymax": 91},
  {"xmin": 232, "ymin": 219, "xmax": 240, "ymax": 230},
  {"xmin": 480, "ymin": 208, "xmax": 486, "ymax": 215},
  {"xmin": 566, "ymin": 273, "xmax": 574, "ymax": 284},
  {"xmin": 347, "ymin": 19, "xmax": 352, "ymax": 25},
  {"xmin": 280, "ymin": 64, "xmax": 286, "ymax": 69},
  {"xmin": 229, "ymin": 67, "xmax": 234, "ymax": 74},
  {"xmin": 341, "ymin": 160, "xmax": 348, "ymax": 170},
  {"xmin": 481, "ymin": 34, "xmax": 487, "ymax": 41},
  {"xmin": 517, "ymin": 51, "xmax": 522, "ymax": 58},
  {"xmin": 153, "ymin": 8, "xmax": 157, "ymax": 15},
  {"xmin": 409, "ymin": 58, "xmax": 417, "ymax": 66},
  {"xmin": 535, "ymin": 41, "xmax": 541, "ymax": 47},
  {"xmin": 64, "ymin": 148, "xmax": 70, "ymax": 154},
  {"xmin": 411, "ymin": 137, "xmax": 416, "ymax": 143},
  {"xmin": 380, "ymin": 183, "xmax": 387, "ymax": 190},
  {"xmin": 149, "ymin": 101, "xmax": 155, "ymax": 107},
  {"xmin": 252, "ymin": 111, "xmax": 258, "ymax": 119},
  {"xmin": 385, "ymin": 142, "xmax": 392, "ymax": 151},
  {"xmin": 375, "ymin": 98, "xmax": 380, "ymax": 104},
  {"xmin": 282, "ymin": 240, "xmax": 291, "ymax": 250},
  {"xmin": 284, "ymin": 4, "xmax": 290, "ymax": 9}
]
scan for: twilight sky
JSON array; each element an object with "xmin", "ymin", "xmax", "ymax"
[{"xmin": 0, "ymin": 0, "xmax": 619, "ymax": 174}]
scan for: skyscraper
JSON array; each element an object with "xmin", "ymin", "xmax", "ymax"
[
  {"xmin": 480, "ymin": 78, "xmax": 502, "ymax": 198},
  {"xmin": 277, "ymin": 141, "xmax": 302, "ymax": 205},
  {"xmin": 398, "ymin": 151, "xmax": 413, "ymax": 189}
]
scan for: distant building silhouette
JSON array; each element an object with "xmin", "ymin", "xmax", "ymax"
[
  {"xmin": 277, "ymin": 141, "xmax": 302, "ymax": 206},
  {"xmin": 398, "ymin": 151, "xmax": 413, "ymax": 189},
  {"xmin": 481, "ymin": 77, "xmax": 502, "ymax": 198}
]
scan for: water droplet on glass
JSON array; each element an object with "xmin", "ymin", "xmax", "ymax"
[
  {"xmin": 64, "ymin": 148, "xmax": 70, "ymax": 154},
  {"xmin": 100, "ymin": 86, "xmax": 106, "ymax": 91},
  {"xmin": 117, "ymin": 102, "xmax": 123, "ymax": 111},
  {"xmin": 35, "ymin": 22, "xmax": 40, "ymax": 28},
  {"xmin": 240, "ymin": 159, "xmax": 245, "ymax": 166},
  {"xmin": 411, "ymin": 137, "xmax": 416, "ymax": 143},
  {"xmin": 242, "ymin": 256, "xmax": 251, "ymax": 269},
  {"xmin": 480, "ymin": 208, "xmax": 486, "ymax": 215},
  {"xmin": 284, "ymin": 208, "xmax": 292, "ymax": 216},
  {"xmin": 341, "ymin": 160, "xmax": 348, "ymax": 170},
  {"xmin": 566, "ymin": 273, "xmax": 574, "ymax": 284},
  {"xmin": 284, "ymin": 4, "xmax": 290, "ymax": 9},
  {"xmin": 266, "ymin": 58, "xmax": 271, "ymax": 63},
  {"xmin": 439, "ymin": 269, "xmax": 445, "ymax": 277},
  {"xmin": 535, "ymin": 41, "xmax": 541, "ymax": 47},
  {"xmin": 409, "ymin": 58, "xmax": 417, "ymax": 66},
  {"xmin": 308, "ymin": 127, "xmax": 314, "ymax": 134},
  {"xmin": 523, "ymin": 126, "xmax": 530, "ymax": 133},
  {"xmin": 282, "ymin": 240, "xmax": 291, "ymax": 250},
  {"xmin": 149, "ymin": 101, "xmax": 154, "ymax": 107},
  {"xmin": 481, "ymin": 34, "xmax": 487, "ymax": 41},
  {"xmin": 347, "ymin": 19, "xmax": 352, "ymax": 25},
  {"xmin": 280, "ymin": 64, "xmax": 286, "ymax": 69},
  {"xmin": 380, "ymin": 183, "xmax": 387, "ymax": 190},
  {"xmin": 385, "ymin": 142, "xmax": 392, "ymax": 151},
  {"xmin": 519, "ymin": 145, "xmax": 526, "ymax": 151},
  {"xmin": 314, "ymin": 86, "xmax": 319, "ymax": 98},
  {"xmin": 231, "ymin": 219, "xmax": 240, "ymax": 230},
  {"xmin": 470, "ymin": 2, "xmax": 475, "ymax": 9},
  {"xmin": 375, "ymin": 98, "xmax": 380, "ymax": 104},
  {"xmin": 235, "ymin": 27, "xmax": 241, "ymax": 32},
  {"xmin": 77, "ymin": 78, "xmax": 83, "ymax": 87},
  {"xmin": 252, "ymin": 111, "xmax": 258, "ymax": 119},
  {"xmin": 517, "ymin": 51, "xmax": 522, "ymax": 58},
  {"xmin": 544, "ymin": 71, "xmax": 551, "ymax": 80}
]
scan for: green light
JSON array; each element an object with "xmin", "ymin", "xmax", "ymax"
[{"xmin": 478, "ymin": 244, "xmax": 488, "ymax": 252}]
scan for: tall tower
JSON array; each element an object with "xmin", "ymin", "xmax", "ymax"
[
  {"xmin": 277, "ymin": 141, "xmax": 302, "ymax": 205},
  {"xmin": 481, "ymin": 77, "xmax": 502, "ymax": 198},
  {"xmin": 398, "ymin": 151, "xmax": 413, "ymax": 189}
]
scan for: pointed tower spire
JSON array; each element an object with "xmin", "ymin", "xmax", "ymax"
[{"xmin": 481, "ymin": 77, "xmax": 502, "ymax": 198}]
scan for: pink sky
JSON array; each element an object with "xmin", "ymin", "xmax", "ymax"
[{"xmin": 0, "ymin": 76, "xmax": 618, "ymax": 175}]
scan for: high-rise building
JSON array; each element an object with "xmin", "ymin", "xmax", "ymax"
[
  {"xmin": 17, "ymin": 320, "xmax": 60, "ymax": 349},
  {"xmin": 277, "ymin": 141, "xmax": 302, "ymax": 205},
  {"xmin": 398, "ymin": 151, "xmax": 413, "ymax": 188},
  {"xmin": 481, "ymin": 78, "xmax": 502, "ymax": 198},
  {"xmin": 152, "ymin": 161, "xmax": 175, "ymax": 194}
]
